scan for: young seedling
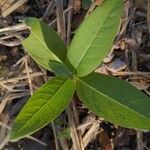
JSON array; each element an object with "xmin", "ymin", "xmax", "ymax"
[{"xmin": 10, "ymin": 0, "xmax": 150, "ymax": 141}]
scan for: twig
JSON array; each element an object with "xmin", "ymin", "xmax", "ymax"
[
  {"xmin": 49, "ymin": 7, "xmax": 73, "ymax": 26},
  {"xmin": 67, "ymin": 103, "xmax": 83, "ymax": 150},
  {"xmin": 0, "ymin": 92, "xmax": 30, "ymax": 114},
  {"xmin": 24, "ymin": 56, "xmax": 33, "ymax": 95},
  {"xmin": 0, "ymin": 121, "xmax": 11, "ymax": 130},
  {"xmin": 34, "ymin": 0, "xmax": 43, "ymax": 15},
  {"xmin": 147, "ymin": 0, "xmax": 150, "ymax": 34},
  {"xmin": 66, "ymin": 0, "xmax": 73, "ymax": 46},
  {"xmin": 0, "ymin": 39, "xmax": 21, "ymax": 47},
  {"xmin": 51, "ymin": 121, "xmax": 60, "ymax": 150},
  {"xmin": 71, "ymin": 101, "xmax": 84, "ymax": 150},
  {"xmin": 55, "ymin": 0, "xmax": 66, "ymax": 41},
  {"xmin": 42, "ymin": 0, "xmax": 56, "ymax": 21},
  {"xmin": 2, "ymin": 0, "xmax": 28, "ymax": 17},
  {"xmin": 0, "ymin": 83, "xmax": 13, "ymax": 91},
  {"xmin": 0, "ymin": 134, "xmax": 10, "ymax": 149},
  {"xmin": 0, "ymin": 23, "xmax": 27, "ymax": 33},
  {"xmin": 136, "ymin": 131, "xmax": 144, "ymax": 150},
  {"xmin": 27, "ymin": 136, "xmax": 47, "ymax": 146},
  {"xmin": 0, "ymin": 72, "xmax": 44, "ymax": 84},
  {"xmin": 82, "ymin": 120, "xmax": 100, "ymax": 148},
  {"xmin": 112, "ymin": 71, "xmax": 150, "ymax": 77}
]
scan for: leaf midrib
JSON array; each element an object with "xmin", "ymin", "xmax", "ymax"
[
  {"xmin": 78, "ymin": 78, "xmax": 150, "ymax": 121},
  {"xmin": 16, "ymin": 78, "xmax": 70, "ymax": 134}
]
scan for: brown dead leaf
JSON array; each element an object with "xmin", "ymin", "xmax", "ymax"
[{"xmin": 98, "ymin": 130, "xmax": 113, "ymax": 150}]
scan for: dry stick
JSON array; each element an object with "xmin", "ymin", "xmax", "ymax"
[
  {"xmin": 52, "ymin": 119, "xmax": 69, "ymax": 150},
  {"xmin": 0, "ymin": 120, "xmax": 11, "ymax": 149},
  {"xmin": 77, "ymin": 122, "xmax": 93, "ymax": 131},
  {"xmin": 0, "ymin": 114, "xmax": 9, "ymax": 144},
  {"xmin": 0, "ymin": 134, "xmax": 10, "ymax": 150},
  {"xmin": 1, "ymin": 35, "xmax": 15, "ymax": 40},
  {"xmin": 2, "ymin": 0, "xmax": 28, "ymax": 17},
  {"xmin": 0, "ymin": 39, "xmax": 21, "ymax": 47},
  {"xmin": 13, "ymin": 56, "xmax": 26, "ymax": 67},
  {"xmin": 0, "ymin": 83, "xmax": 13, "ymax": 91},
  {"xmin": 34, "ymin": 0, "xmax": 43, "ymax": 15},
  {"xmin": 0, "ymin": 72, "xmax": 44, "ymax": 84},
  {"xmin": 51, "ymin": 122, "xmax": 60, "ymax": 150},
  {"xmin": 116, "ymin": 0, "xmax": 142, "ymax": 42},
  {"xmin": 55, "ymin": 0, "xmax": 66, "ymax": 41},
  {"xmin": 67, "ymin": 104, "xmax": 82, "ymax": 150},
  {"xmin": 78, "ymin": 114, "xmax": 96, "ymax": 136},
  {"xmin": 58, "ymin": 131, "xmax": 69, "ymax": 150},
  {"xmin": 24, "ymin": 56, "xmax": 33, "ymax": 95},
  {"xmin": 145, "ymin": 89, "xmax": 150, "ymax": 96},
  {"xmin": 147, "ymin": 0, "xmax": 150, "ymax": 34},
  {"xmin": 82, "ymin": 120, "xmax": 100, "ymax": 148},
  {"xmin": 0, "ymin": 92, "xmax": 30, "ymax": 115},
  {"xmin": 66, "ymin": 0, "xmax": 73, "ymax": 46},
  {"xmin": 42, "ymin": 0, "xmax": 56, "ymax": 21},
  {"xmin": 49, "ymin": 7, "xmax": 73, "ymax": 26},
  {"xmin": 112, "ymin": 71, "xmax": 150, "ymax": 77},
  {"xmin": 0, "ymin": 92, "xmax": 10, "ymax": 114},
  {"xmin": 71, "ymin": 101, "xmax": 84, "ymax": 150},
  {"xmin": 115, "ymin": 0, "xmax": 132, "ymax": 42},
  {"xmin": 0, "ymin": 23, "xmax": 27, "ymax": 33},
  {"xmin": 136, "ymin": 131, "xmax": 144, "ymax": 150},
  {"xmin": 0, "ymin": 121, "xmax": 11, "ymax": 130},
  {"xmin": 27, "ymin": 136, "xmax": 47, "ymax": 146}
]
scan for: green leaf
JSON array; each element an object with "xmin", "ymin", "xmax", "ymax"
[
  {"xmin": 67, "ymin": 0, "xmax": 123, "ymax": 77},
  {"xmin": 10, "ymin": 77, "xmax": 75, "ymax": 141},
  {"xmin": 82, "ymin": 0, "xmax": 91, "ymax": 10},
  {"xmin": 76, "ymin": 73, "xmax": 150, "ymax": 130},
  {"xmin": 23, "ymin": 17, "xmax": 70, "ymax": 76}
]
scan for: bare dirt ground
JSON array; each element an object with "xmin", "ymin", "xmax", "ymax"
[{"xmin": 0, "ymin": 0, "xmax": 150, "ymax": 149}]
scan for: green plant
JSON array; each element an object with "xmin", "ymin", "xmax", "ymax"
[{"xmin": 10, "ymin": 0, "xmax": 150, "ymax": 141}]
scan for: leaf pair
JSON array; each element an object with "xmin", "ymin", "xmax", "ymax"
[
  {"xmin": 10, "ymin": 0, "xmax": 150, "ymax": 142},
  {"xmin": 23, "ymin": 0, "xmax": 123, "ymax": 78}
]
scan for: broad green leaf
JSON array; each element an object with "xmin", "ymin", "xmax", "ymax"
[
  {"xmin": 76, "ymin": 73, "xmax": 150, "ymax": 130},
  {"xmin": 10, "ymin": 77, "xmax": 75, "ymax": 141},
  {"xmin": 23, "ymin": 17, "xmax": 70, "ymax": 76},
  {"xmin": 67, "ymin": 0, "xmax": 123, "ymax": 77}
]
